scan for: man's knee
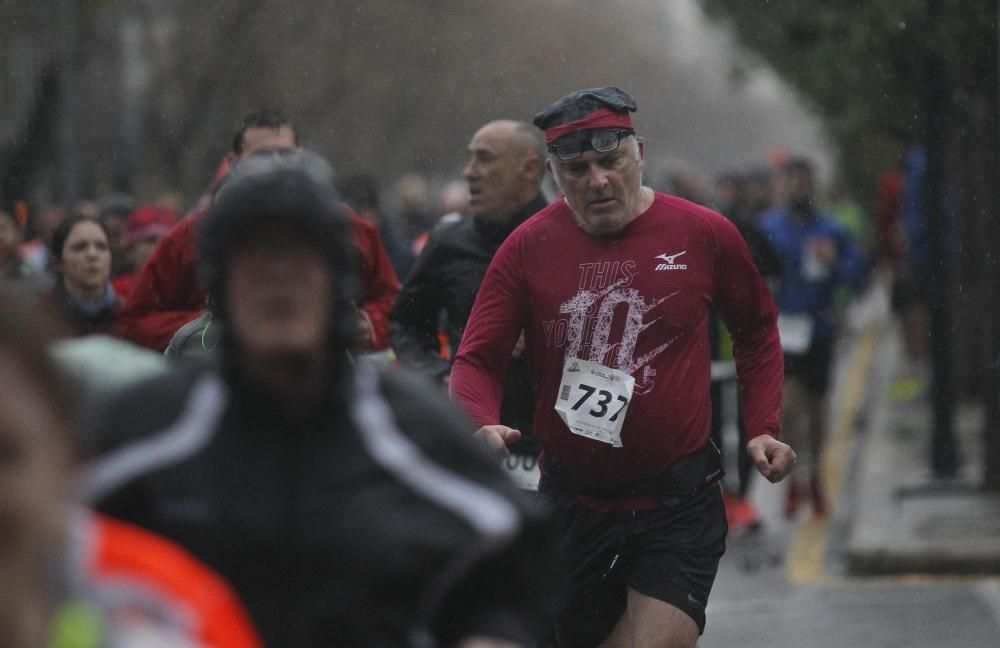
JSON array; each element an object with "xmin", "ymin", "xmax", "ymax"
[{"xmin": 621, "ymin": 587, "xmax": 699, "ymax": 648}]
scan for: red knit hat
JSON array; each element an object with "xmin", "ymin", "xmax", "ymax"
[{"xmin": 125, "ymin": 205, "xmax": 177, "ymax": 246}]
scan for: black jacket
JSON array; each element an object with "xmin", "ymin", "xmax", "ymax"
[
  {"xmin": 390, "ymin": 194, "xmax": 547, "ymax": 445},
  {"xmin": 81, "ymin": 360, "xmax": 558, "ymax": 648}
]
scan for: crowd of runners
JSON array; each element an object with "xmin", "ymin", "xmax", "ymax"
[{"xmin": 1, "ymin": 86, "xmax": 925, "ymax": 647}]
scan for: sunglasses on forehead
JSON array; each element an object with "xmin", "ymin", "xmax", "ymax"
[
  {"xmin": 549, "ymin": 129, "xmax": 635, "ymax": 161},
  {"xmin": 245, "ymin": 147, "xmax": 300, "ymax": 159}
]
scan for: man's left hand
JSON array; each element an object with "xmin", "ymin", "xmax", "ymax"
[
  {"xmin": 511, "ymin": 331, "xmax": 526, "ymax": 359},
  {"xmin": 356, "ymin": 310, "xmax": 374, "ymax": 349},
  {"xmin": 457, "ymin": 639, "xmax": 521, "ymax": 648},
  {"xmin": 473, "ymin": 425, "xmax": 522, "ymax": 459},
  {"xmin": 746, "ymin": 435, "xmax": 797, "ymax": 483}
]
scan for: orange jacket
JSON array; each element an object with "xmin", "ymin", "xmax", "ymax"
[{"xmin": 81, "ymin": 512, "xmax": 264, "ymax": 648}]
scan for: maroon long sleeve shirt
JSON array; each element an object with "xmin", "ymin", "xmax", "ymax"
[{"xmin": 451, "ymin": 192, "xmax": 782, "ymax": 488}]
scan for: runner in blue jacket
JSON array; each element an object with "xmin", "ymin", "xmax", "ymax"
[{"xmin": 758, "ymin": 157, "xmax": 868, "ymax": 517}]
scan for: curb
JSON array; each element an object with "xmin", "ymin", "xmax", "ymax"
[{"xmin": 845, "ymin": 323, "xmax": 1000, "ymax": 575}]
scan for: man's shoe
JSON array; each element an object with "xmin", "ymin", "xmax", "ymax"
[
  {"xmin": 734, "ymin": 497, "xmax": 761, "ymax": 530},
  {"xmin": 725, "ymin": 492, "xmax": 762, "ymax": 531}
]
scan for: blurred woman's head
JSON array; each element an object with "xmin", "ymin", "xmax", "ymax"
[
  {"xmin": 49, "ymin": 216, "xmax": 112, "ymax": 302},
  {"xmin": 0, "ymin": 209, "xmax": 23, "ymax": 268},
  {"xmin": 0, "ymin": 287, "xmax": 77, "ymax": 629}
]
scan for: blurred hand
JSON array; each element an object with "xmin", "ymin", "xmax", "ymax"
[
  {"xmin": 356, "ymin": 309, "xmax": 374, "ymax": 349},
  {"xmin": 473, "ymin": 425, "xmax": 521, "ymax": 459},
  {"xmin": 747, "ymin": 435, "xmax": 797, "ymax": 483},
  {"xmin": 457, "ymin": 638, "xmax": 522, "ymax": 648},
  {"xmin": 813, "ymin": 238, "xmax": 837, "ymax": 264},
  {"xmin": 511, "ymin": 331, "xmax": 526, "ymax": 359}
]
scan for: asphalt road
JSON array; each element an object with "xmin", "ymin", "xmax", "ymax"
[{"xmin": 700, "ymin": 314, "xmax": 1000, "ymax": 648}]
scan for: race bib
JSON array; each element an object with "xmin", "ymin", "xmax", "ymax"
[
  {"xmin": 802, "ymin": 238, "xmax": 833, "ymax": 280},
  {"xmin": 501, "ymin": 453, "xmax": 541, "ymax": 491},
  {"xmin": 555, "ymin": 357, "xmax": 635, "ymax": 447},
  {"xmin": 777, "ymin": 313, "xmax": 814, "ymax": 354}
]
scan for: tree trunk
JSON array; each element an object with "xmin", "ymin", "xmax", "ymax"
[
  {"xmin": 926, "ymin": 0, "xmax": 959, "ymax": 478},
  {"xmin": 984, "ymin": 0, "xmax": 1000, "ymax": 492}
]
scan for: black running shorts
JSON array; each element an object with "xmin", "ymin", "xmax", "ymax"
[
  {"xmin": 542, "ymin": 484, "xmax": 728, "ymax": 647},
  {"xmin": 783, "ymin": 336, "xmax": 834, "ymax": 396}
]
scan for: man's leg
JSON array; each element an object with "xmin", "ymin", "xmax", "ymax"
[
  {"xmin": 597, "ymin": 588, "xmax": 699, "ymax": 648},
  {"xmin": 600, "ymin": 487, "xmax": 726, "ymax": 648},
  {"xmin": 803, "ymin": 340, "xmax": 833, "ymax": 516},
  {"xmin": 805, "ymin": 391, "xmax": 829, "ymax": 515},
  {"xmin": 781, "ymin": 376, "xmax": 808, "ymax": 517},
  {"xmin": 543, "ymin": 487, "xmax": 629, "ymax": 648},
  {"xmin": 805, "ymin": 391, "xmax": 826, "ymax": 471},
  {"xmin": 780, "ymin": 377, "xmax": 807, "ymax": 450}
]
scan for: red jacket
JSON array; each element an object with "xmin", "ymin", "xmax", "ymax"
[
  {"xmin": 111, "ymin": 273, "xmax": 136, "ymax": 301},
  {"xmin": 874, "ymin": 168, "xmax": 906, "ymax": 269},
  {"xmin": 120, "ymin": 206, "xmax": 400, "ymax": 351}
]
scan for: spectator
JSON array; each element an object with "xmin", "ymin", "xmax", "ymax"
[
  {"xmin": 713, "ymin": 169, "xmax": 747, "ymax": 221},
  {"xmin": 42, "ymin": 215, "xmax": 121, "ymax": 338},
  {"xmin": 0, "ymin": 206, "xmax": 47, "ymax": 296},
  {"xmin": 825, "ymin": 180, "xmax": 873, "ymax": 255},
  {"xmin": 20, "ymin": 204, "xmax": 66, "ymax": 280},
  {"xmin": 97, "ymin": 193, "xmax": 136, "ymax": 278},
  {"xmin": 436, "ymin": 178, "xmax": 472, "ymax": 226},
  {"xmin": 873, "ymin": 151, "xmax": 907, "ymax": 271},
  {"xmin": 745, "ymin": 167, "xmax": 777, "ymax": 220},
  {"xmin": 889, "ymin": 145, "xmax": 931, "ymax": 400},
  {"xmin": 339, "ymin": 172, "xmax": 416, "ymax": 278},
  {"xmin": 111, "ymin": 204, "xmax": 178, "ymax": 300},
  {"xmin": 395, "ymin": 172, "xmax": 434, "ymax": 255}
]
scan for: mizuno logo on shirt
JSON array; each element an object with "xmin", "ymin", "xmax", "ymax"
[{"xmin": 654, "ymin": 250, "xmax": 687, "ymax": 271}]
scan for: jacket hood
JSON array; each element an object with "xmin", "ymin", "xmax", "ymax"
[{"xmin": 198, "ymin": 165, "xmax": 359, "ymax": 399}]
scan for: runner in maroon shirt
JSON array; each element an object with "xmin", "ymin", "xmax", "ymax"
[{"xmin": 450, "ymin": 87, "xmax": 796, "ymax": 648}]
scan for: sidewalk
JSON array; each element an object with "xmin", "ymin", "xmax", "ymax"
[{"xmin": 845, "ymin": 322, "xmax": 1000, "ymax": 575}]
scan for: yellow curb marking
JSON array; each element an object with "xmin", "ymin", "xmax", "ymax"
[
  {"xmin": 822, "ymin": 574, "xmax": 1000, "ymax": 587},
  {"xmin": 786, "ymin": 326, "xmax": 880, "ymax": 583}
]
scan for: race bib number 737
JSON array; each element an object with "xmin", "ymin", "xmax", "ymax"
[{"xmin": 554, "ymin": 357, "xmax": 635, "ymax": 447}]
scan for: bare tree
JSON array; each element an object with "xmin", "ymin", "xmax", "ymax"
[{"xmin": 5, "ymin": 1, "xmax": 829, "ymax": 207}]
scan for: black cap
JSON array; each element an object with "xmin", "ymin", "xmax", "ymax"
[
  {"xmin": 98, "ymin": 192, "xmax": 136, "ymax": 218},
  {"xmin": 532, "ymin": 86, "xmax": 638, "ymax": 132},
  {"xmin": 217, "ymin": 148, "xmax": 336, "ymax": 199}
]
